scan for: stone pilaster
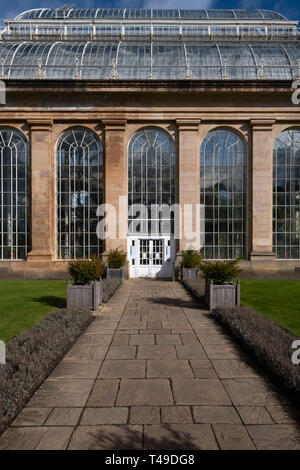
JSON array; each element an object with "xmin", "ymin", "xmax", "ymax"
[
  {"xmin": 250, "ymin": 119, "xmax": 276, "ymax": 260},
  {"xmin": 102, "ymin": 119, "xmax": 127, "ymax": 253},
  {"xmin": 27, "ymin": 119, "xmax": 54, "ymax": 262},
  {"xmin": 176, "ymin": 119, "xmax": 201, "ymax": 251}
]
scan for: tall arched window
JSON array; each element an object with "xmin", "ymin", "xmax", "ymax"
[
  {"xmin": 273, "ymin": 128, "xmax": 300, "ymax": 259},
  {"xmin": 200, "ymin": 128, "xmax": 247, "ymax": 259},
  {"xmin": 56, "ymin": 127, "xmax": 104, "ymax": 259},
  {"xmin": 0, "ymin": 127, "xmax": 30, "ymax": 260},
  {"xmin": 128, "ymin": 127, "xmax": 175, "ymax": 235}
]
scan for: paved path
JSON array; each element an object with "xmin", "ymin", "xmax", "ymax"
[{"xmin": 0, "ymin": 280, "xmax": 300, "ymax": 450}]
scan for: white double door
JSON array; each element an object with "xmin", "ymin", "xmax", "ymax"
[{"xmin": 128, "ymin": 236, "xmax": 175, "ymax": 278}]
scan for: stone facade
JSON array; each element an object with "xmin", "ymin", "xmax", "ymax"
[{"xmin": 1, "ymin": 80, "xmax": 300, "ymax": 278}]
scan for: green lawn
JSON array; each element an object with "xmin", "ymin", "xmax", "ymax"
[
  {"xmin": 0, "ymin": 280, "xmax": 67, "ymax": 342},
  {"xmin": 240, "ymin": 279, "xmax": 300, "ymax": 337}
]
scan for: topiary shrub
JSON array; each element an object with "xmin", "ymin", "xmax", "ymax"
[
  {"xmin": 199, "ymin": 258, "xmax": 242, "ymax": 284},
  {"xmin": 180, "ymin": 249, "xmax": 202, "ymax": 268},
  {"xmin": 68, "ymin": 255, "xmax": 105, "ymax": 285},
  {"xmin": 107, "ymin": 248, "xmax": 127, "ymax": 269}
]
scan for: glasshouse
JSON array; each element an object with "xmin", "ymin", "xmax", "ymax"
[{"xmin": 0, "ymin": 6, "xmax": 300, "ymax": 278}]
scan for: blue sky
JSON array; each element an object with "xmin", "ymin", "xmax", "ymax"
[{"xmin": 0, "ymin": 0, "xmax": 299, "ymax": 24}]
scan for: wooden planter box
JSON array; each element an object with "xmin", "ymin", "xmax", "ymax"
[
  {"xmin": 107, "ymin": 267, "xmax": 125, "ymax": 280},
  {"xmin": 182, "ymin": 267, "xmax": 198, "ymax": 279},
  {"xmin": 205, "ymin": 281, "xmax": 240, "ymax": 310},
  {"xmin": 67, "ymin": 280, "xmax": 102, "ymax": 310}
]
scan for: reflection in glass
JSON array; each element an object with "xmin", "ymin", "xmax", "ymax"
[
  {"xmin": 0, "ymin": 127, "xmax": 30, "ymax": 259},
  {"xmin": 200, "ymin": 128, "xmax": 247, "ymax": 259},
  {"xmin": 128, "ymin": 127, "xmax": 175, "ymax": 235},
  {"xmin": 273, "ymin": 128, "xmax": 300, "ymax": 259},
  {"xmin": 56, "ymin": 127, "xmax": 103, "ymax": 259}
]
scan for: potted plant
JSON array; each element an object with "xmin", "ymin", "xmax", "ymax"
[
  {"xmin": 180, "ymin": 249, "xmax": 202, "ymax": 279},
  {"xmin": 67, "ymin": 254, "xmax": 105, "ymax": 309},
  {"xmin": 106, "ymin": 248, "xmax": 127, "ymax": 280},
  {"xmin": 199, "ymin": 258, "xmax": 242, "ymax": 310}
]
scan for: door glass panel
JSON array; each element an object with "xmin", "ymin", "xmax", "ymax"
[
  {"xmin": 152, "ymin": 239, "xmax": 163, "ymax": 265},
  {"xmin": 140, "ymin": 239, "xmax": 150, "ymax": 265}
]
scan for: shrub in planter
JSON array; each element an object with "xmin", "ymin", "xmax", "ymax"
[
  {"xmin": 67, "ymin": 255, "xmax": 105, "ymax": 309},
  {"xmin": 199, "ymin": 259, "xmax": 242, "ymax": 309},
  {"xmin": 199, "ymin": 258, "xmax": 242, "ymax": 284},
  {"xmin": 180, "ymin": 249, "xmax": 202, "ymax": 279},
  {"xmin": 68, "ymin": 255, "xmax": 105, "ymax": 285},
  {"xmin": 107, "ymin": 248, "xmax": 127, "ymax": 280}
]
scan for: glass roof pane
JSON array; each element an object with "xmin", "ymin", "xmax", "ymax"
[
  {"xmin": 234, "ymin": 10, "xmax": 262, "ymax": 19},
  {"xmin": 179, "ymin": 10, "xmax": 207, "ymax": 18},
  {"xmin": 207, "ymin": 10, "xmax": 235, "ymax": 18},
  {"xmin": 1, "ymin": 39, "xmax": 298, "ymax": 81},
  {"xmin": 16, "ymin": 8, "xmax": 288, "ymax": 21},
  {"xmin": 280, "ymin": 43, "xmax": 300, "ymax": 64}
]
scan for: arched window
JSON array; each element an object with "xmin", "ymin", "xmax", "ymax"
[
  {"xmin": 128, "ymin": 127, "xmax": 175, "ymax": 235},
  {"xmin": 200, "ymin": 128, "xmax": 247, "ymax": 259},
  {"xmin": 273, "ymin": 128, "xmax": 300, "ymax": 259},
  {"xmin": 56, "ymin": 127, "xmax": 104, "ymax": 259},
  {"xmin": 0, "ymin": 127, "xmax": 30, "ymax": 260}
]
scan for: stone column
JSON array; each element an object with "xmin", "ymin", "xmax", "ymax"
[
  {"xmin": 27, "ymin": 119, "xmax": 54, "ymax": 262},
  {"xmin": 176, "ymin": 119, "xmax": 201, "ymax": 253},
  {"xmin": 102, "ymin": 119, "xmax": 127, "ymax": 253},
  {"xmin": 250, "ymin": 119, "xmax": 276, "ymax": 260}
]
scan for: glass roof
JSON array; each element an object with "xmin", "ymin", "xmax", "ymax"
[
  {"xmin": 16, "ymin": 8, "xmax": 288, "ymax": 21},
  {"xmin": 0, "ymin": 40, "xmax": 298, "ymax": 80}
]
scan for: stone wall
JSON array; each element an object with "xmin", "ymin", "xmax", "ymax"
[{"xmin": 1, "ymin": 80, "xmax": 300, "ymax": 278}]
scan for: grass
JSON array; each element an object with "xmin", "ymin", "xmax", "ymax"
[
  {"xmin": 240, "ymin": 279, "xmax": 300, "ymax": 337},
  {"xmin": 0, "ymin": 280, "xmax": 67, "ymax": 342}
]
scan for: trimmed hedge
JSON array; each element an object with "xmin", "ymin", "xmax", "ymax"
[
  {"xmin": 0, "ymin": 308, "xmax": 93, "ymax": 437},
  {"xmin": 182, "ymin": 278, "xmax": 300, "ymax": 403},
  {"xmin": 182, "ymin": 278, "xmax": 205, "ymax": 303},
  {"xmin": 102, "ymin": 279, "xmax": 122, "ymax": 303},
  {"xmin": 212, "ymin": 306, "xmax": 300, "ymax": 403}
]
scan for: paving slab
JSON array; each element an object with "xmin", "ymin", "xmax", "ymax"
[
  {"xmin": 176, "ymin": 344, "xmax": 207, "ymax": 360},
  {"xmin": 193, "ymin": 406, "xmax": 241, "ymax": 424},
  {"xmin": 117, "ymin": 379, "xmax": 174, "ymax": 406},
  {"xmin": 87, "ymin": 379, "xmax": 119, "ymax": 406},
  {"xmin": 98, "ymin": 360, "xmax": 145, "ymax": 378},
  {"xmin": 0, "ymin": 427, "xmax": 73, "ymax": 450},
  {"xmin": 172, "ymin": 379, "xmax": 232, "ymax": 405},
  {"xmin": 212, "ymin": 359, "xmax": 260, "ymax": 379},
  {"xmin": 1, "ymin": 279, "xmax": 299, "ymax": 451},
  {"xmin": 11, "ymin": 408, "xmax": 52, "ymax": 427},
  {"xmin": 129, "ymin": 406, "xmax": 161, "ymax": 424},
  {"xmin": 45, "ymin": 408, "xmax": 82, "ymax": 426},
  {"xmin": 106, "ymin": 346, "xmax": 137, "ymax": 359},
  {"xmin": 137, "ymin": 345, "xmax": 177, "ymax": 360},
  {"xmin": 161, "ymin": 406, "xmax": 193, "ymax": 424},
  {"xmin": 222, "ymin": 378, "xmax": 286, "ymax": 406},
  {"xmin": 68, "ymin": 425, "xmax": 143, "ymax": 450},
  {"xmin": 236, "ymin": 406, "xmax": 274, "ymax": 425},
  {"xmin": 144, "ymin": 424, "xmax": 218, "ymax": 450},
  {"xmin": 212, "ymin": 424, "xmax": 256, "ymax": 450},
  {"xmin": 147, "ymin": 360, "xmax": 193, "ymax": 378},
  {"xmin": 80, "ymin": 407, "xmax": 128, "ymax": 425},
  {"xmin": 50, "ymin": 360, "xmax": 101, "ymax": 379},
  {"xmin": 246, "ymin": 425, "xmax": 300, "ymax": 450},
  {"xmin": 27, "ymin": 378, "xmax": 94, "ymax": 407}
]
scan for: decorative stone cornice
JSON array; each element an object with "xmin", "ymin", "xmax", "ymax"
[
  {"xmin": 176, "ymin": 119, "xmax": 201, "ymax": 131},
  {"xmin": 102, "ymin": 119, "xmax": 127, "ymax": 131},
  {"xmin": 27, "ymin": 119, "xmax": 53, "ymax": 131},
  {"xmin": 250, "ymin": 119, "xmax": 276, "ymax": 131}
]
